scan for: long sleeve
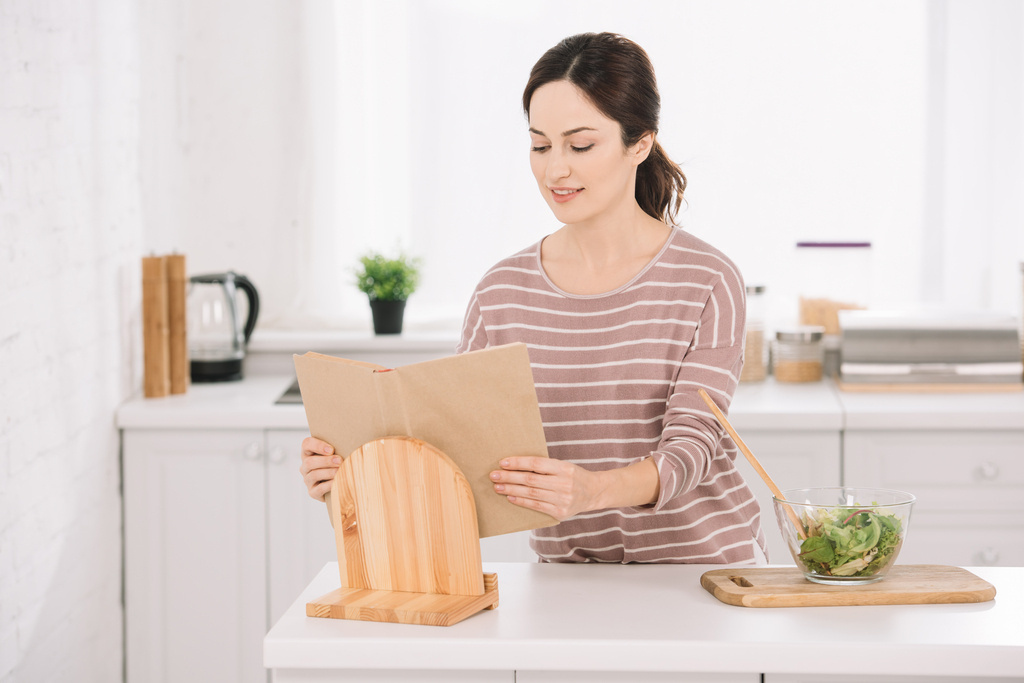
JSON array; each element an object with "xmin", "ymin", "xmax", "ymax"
[{"xmin": 645, "ymin": 270, "xmax": 746, "ymax": 511}]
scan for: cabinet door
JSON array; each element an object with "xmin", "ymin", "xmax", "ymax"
[
  {"xmin": 265, "ymin": 429, "xmax": 338, "ymax": 623},
  {"xmin": 766, "ymin": 675, "xmax": 1023, "ymax": 683},
  {"xmin": 272, "ymin": 671, "xmax": 515, "ymax": 682},
  {"xmin": 518, "ymin": 673, "xmax": 757, "ymax": 682},
  {"xmin": 123, "ymin": 429, "xmax": 267, "ymax": 683},
  {"xmin": 844, "ymin": 430, "xmax": 1024, "ymax": 567},
  {"xmin": 732, "ymin": 430, "xmax": 842, "ymax": 564}
]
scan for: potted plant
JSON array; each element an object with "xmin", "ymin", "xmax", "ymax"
[{"xmin": 355, "ymin": 251, "xmax": 422, "ymax": 334}]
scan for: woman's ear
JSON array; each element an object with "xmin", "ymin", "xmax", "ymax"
[{"xmin": 630, "ymin": 132, "xmax": 656, "ymax": 166}]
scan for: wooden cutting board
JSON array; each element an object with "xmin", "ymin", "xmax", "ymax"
[{"xmin": 701, "ymin": 565, "xmax": 996, "ymax": 608}]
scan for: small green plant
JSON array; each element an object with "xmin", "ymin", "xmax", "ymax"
[{"xmin": 355, "ymin": 251, "xmax": 421, "ymax": 301}]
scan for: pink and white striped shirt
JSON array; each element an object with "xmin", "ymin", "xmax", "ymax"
[{"xmin": 457, "ymin": 227, "xmax": 767, "ymax": 564}]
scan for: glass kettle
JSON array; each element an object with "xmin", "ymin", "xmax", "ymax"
[{"xmin": 187, "ymin": 272, "xmax": 260, "ymax": 382}]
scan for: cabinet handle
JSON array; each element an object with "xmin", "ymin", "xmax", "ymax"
[
  {"xmin": 269, "ymin": 445, "xmax": 288, "ymax": 465},
  {"xmin": 243, "ymin": 441, "xmax": 262, "ymax": 461},
  {"xmin": 976, "ymin": 547, "xmax": 1000, "ymax": 566},
  {"xmin": 975, "ymin": 461, "xmax": 1000, "ymax": 481}
]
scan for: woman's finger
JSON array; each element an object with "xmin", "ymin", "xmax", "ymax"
[
  {"xmin": 498, "ymin": 456, "xmax": 562, "ymax": 475},
  {"xmin": 310, "ymin": 477, "xmax": 335, "ymax": 502},
  {"xmin": 303, "ymin": 465, "xmax": 338, "ymax": 499},
  {"xmin": 301, "ymin": 436, "xmax": 335, "ymax": 457},
  {"xmin": 504, "ymin": 492, "xmax": 559, "ymax": 516},
  {"xmin": 300, "ymin": 453, "xmax": 340, "ymax": 474}
]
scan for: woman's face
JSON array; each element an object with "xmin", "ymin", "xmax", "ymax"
[{"xmin": 528, "ymin": 80, "xmax": 650, "ymax": 227}]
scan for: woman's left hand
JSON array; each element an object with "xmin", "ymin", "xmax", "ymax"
[{"xmin": 490, "ymin": 457, "xmax": 602, "ymax": 521}]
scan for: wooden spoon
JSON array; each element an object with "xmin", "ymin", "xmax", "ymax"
[{"xmin": 697, "ymin": 388, "xmax": 806, "ymax": 540}]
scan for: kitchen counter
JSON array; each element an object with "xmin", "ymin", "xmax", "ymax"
[
  {"xmin": 118, "ymin": 340, "xmax": 1024, "ymax": 683},
  {"xmin": 115, "ymin": 372, "xmax": 847, "ymax": 431},
  {"xmin": 115, "ymin": 348, "xmax": 1024, "ymax": 433},
  {"xmin": 264, "ymin": 562, "xmax": 1024, "ymax": 681}
]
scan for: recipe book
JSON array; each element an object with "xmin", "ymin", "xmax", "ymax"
[{"xmin": 294, "ymin": 342, "xmax": 558, "ymax": 538}]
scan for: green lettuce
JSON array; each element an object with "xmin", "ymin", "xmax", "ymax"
[{"xmin": 796, "ymin": 506, "xmax": 904, "ymax": 579}]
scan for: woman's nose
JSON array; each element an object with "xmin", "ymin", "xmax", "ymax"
[{"xmin": 546, "ymin": 149, "xmax": 570, "ymax": 182}]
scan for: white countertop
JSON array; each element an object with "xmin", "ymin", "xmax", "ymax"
[
  {"xmin": 837, "ymin": 387, "xmax": 1024, "ymax": 430},
  {"xmin": 263, "ymin": 562, "xmax": 1023, "ymax": 678},
  {"xmin": 116, "ymin": 374, "xmax": 306, "ymax": 429},
  {"xmin": 115, "ymin": 374, "xmax": 846, "ymax": 431},
  {"xmin": 116, "ymin": 366, "xmax": 1024, "ymax": 433}
]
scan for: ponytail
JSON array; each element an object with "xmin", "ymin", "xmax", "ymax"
[{"xmin": 637, "ymin": 140, "xmax": 686, "ymax": 225}]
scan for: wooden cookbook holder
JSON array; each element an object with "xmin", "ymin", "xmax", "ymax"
[{"xmin": 306, "ymin": 436, "xmax": 499, "ymax": 626}]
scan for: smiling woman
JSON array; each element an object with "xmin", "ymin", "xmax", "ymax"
[{"xmin": 451, "ymin": 32, "xmax": 766, "ymax": 564}]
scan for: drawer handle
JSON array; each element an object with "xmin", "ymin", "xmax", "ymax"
[
  {"xmin": 269, "ymin": 445, "xmax": 288, "ymax": 465},
  {"xmin": 976, "ymin": 547, "xmax": 1000, "ymax": 566},
  {"xmin": 243, "ymin": 442, "xmax": 262, "ymax": 461},
  {"xmin": 975, "ymin": 461, "xmax": 1000, "ymax": 481}
]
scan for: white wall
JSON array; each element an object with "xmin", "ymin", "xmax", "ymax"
[
  {"xmin": 0, "ymin": 0, "xmax": 140, "ymax": 681},
  {"xmin": 138, "ymin": 0, "xmax": 307, "ymax": 328}
]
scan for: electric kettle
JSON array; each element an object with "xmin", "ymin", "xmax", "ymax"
[{"xmin": 187, "ymin": 272, "xmax": 260, "ymax": 382}]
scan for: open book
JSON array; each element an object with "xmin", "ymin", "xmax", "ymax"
[{"xmin": 294, "ymin": 342, "xmax": 557, "ymax": 538}]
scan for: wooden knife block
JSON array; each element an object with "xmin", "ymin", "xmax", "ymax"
[{"xmin": 306, "ymin": 436, "xmax": 499, "ymax": 626}]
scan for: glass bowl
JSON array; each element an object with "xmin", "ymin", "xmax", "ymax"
[{"xmin": 773, "ymin": 487, "xmax": 915, "ymax": 585}]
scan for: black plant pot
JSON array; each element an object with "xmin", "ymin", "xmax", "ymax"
[{"xmin": 369, "ymin": 299, "xmax": 406, "ymax": 334}]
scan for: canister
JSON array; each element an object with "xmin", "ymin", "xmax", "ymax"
[
  {"xmin": 773, "ymin": 326, "xmax": 825, "ymax": 383},
  {"xmin": 741, "ymin": 284, "xmax": 767, "ymax": 382},
  {"xmin": 795, "ymin": 241, "xmax": 871, "ymax": 336}
]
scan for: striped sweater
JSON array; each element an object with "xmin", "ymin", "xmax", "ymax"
[{"xmin": 456, "ymin": 227, "xmax": 767, "ymax": 564}]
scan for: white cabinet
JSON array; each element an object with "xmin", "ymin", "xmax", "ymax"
[
  {"xmin": 732, "ymin": 430, "xmax": 842, "ymax": 563},
  {"xmin": 122, "ymin": 423, "xmax": 543, "ymax": 683},
  {"xmin": 123, "ymin": 429, "xmax": 268, "ymax": 683},
  {"xmin": 766, "ymin": 676, "xmax": 1023, "ymax": 683},
  {"xmin": 271, "ymin": 673, "xmax": 514, "ymax": 683},
  {"xmin": 265, "ymin": 429, "xmax": 338, "ymax": 623},
  {"xmin": 124, "ymin": 427, "xmax": 351, "ymax": 683},
  {"xmin": 517, "ymin": 673, "xmax": 757, "ymax": 682},
  {"xmin": 844, "ymin": 430, "xmax": 1024, "ymax": 567}
]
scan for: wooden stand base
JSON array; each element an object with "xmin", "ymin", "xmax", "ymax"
[
  {"xmin": 308, "ymin": 573, "xmax": 498, "ymax": 627},
  {"xmin": 306, "ymin": 437, "xmax": 499, "ymax": 627}
]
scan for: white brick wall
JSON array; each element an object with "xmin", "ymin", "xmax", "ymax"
[{"xmin": 0, "ymin": 0, "xmax": 141, "ymax": 681}]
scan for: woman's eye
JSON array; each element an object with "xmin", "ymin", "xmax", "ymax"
[
  {"xmin": 531, "ymin": 145, "xmax": 549, "ymax": 153},
  {"xmin": 571, "ymin": 144, "xmax": 594, "ymax": 153}
]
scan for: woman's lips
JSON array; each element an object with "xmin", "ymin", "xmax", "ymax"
[{"xmin": 550, "ymin": 187, "xmax": 583, "ymax": 204}]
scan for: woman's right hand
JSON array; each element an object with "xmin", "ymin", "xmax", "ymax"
[{"xmin": 300, "ymin": 436, "xmax": 339, "ymax": 502}]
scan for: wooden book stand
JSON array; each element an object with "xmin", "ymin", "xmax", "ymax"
[{"xmin": 306, "ymin": 436, "xmax": 499, "ymax": 626}]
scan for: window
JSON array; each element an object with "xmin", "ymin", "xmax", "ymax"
[{"xmin": 292, "ymin": 0, "xmax": 1022, "ymax": 332}]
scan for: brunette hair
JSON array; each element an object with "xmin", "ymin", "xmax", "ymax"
[{"xmin": 523, "ymin": 32, "xmax": 687, "ymax": 224}]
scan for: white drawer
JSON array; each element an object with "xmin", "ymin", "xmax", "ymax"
[
  {"xmin": 844, "ymin": 431, "xmax": 1024, "ymax": 512},
  {"xmin": 896, "ymin": 510, "xmax": 1024, "ymax": 567}
]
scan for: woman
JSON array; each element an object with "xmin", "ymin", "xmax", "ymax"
[{"xmin": 301, "ymin": 32, "xmax": 767, "ymax": 564}]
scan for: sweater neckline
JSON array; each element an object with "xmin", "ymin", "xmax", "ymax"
[{"xmin": 534, "ymin": 226, "xmax": 679, "ymax": 299}]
